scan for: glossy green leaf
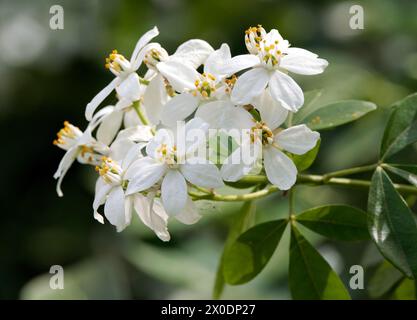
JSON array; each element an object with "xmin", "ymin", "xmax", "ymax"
[
  {"xmin": 292, "ymin": 89, "xmax": 324, "ymax": 125},
  {"xmin": 380, "ymin": 93, "xmax": 417, "ymax": 160},
  {"xmin": 367, "ymin": 167, "xmax": 417, "ymax": 279},
  {"xmin": 368, "ymin": 261, "xmax": 404, "ymax": 299},
  {"xmin": 223, "ymin": 219, "xmax": 287, "ymax": 285},
  {"xmin": 300, "ymin": 100, "xmax": 377, "ymax": 130},
  {"xmin": 292, "ymin": 139, "xmax": 321, "ymax": 172},
  {"xmin": 212, "ymin": 201, "xmax": 257, "ymax": 299},
  {"xmin": 384, "ymin": 164, "xmax": 417, "ymax": 187},
  {"xmin": 295, "ymin": 205, "xmax": 369, "ymax": 241},
  {"xmin": 289, "ymin": 225, "xmax": 351, "ymax": 300}
]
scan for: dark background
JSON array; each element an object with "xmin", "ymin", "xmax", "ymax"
[{"xmin": 0, "ymin": 0, "xmax": 416, "ymax": 299}]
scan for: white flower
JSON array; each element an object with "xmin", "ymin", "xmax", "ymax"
[
  {"xmin": 85, "ymin": 27, "xmax": 160, "ymax": 121},
  {"xmin": 221, "ymin": 90, "xmax": 320, "ymax": 190},
  {"xmin": 53, "ymin": 107, "xmax": 113, "ymax": 197},
  {"xmin": 225, "ymin": 26, "xmax": 328, "ymax": 111},
  {"xmin": 118, "ymin": 39, "xmax": 214, "ymax": 126},
  {"xmin": 93, "ymin": 144, "xmax": 170, "ymax": 241},
  {"xmin": 156, "ymin": 44, "xmax": 234, "ymax": 126},
  {"xmin": 125, "ymin": 118, "xmax": 224, "ymax": 219}
]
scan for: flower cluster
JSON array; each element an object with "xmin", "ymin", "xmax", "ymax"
[{"xmin": 54, "ymin": 25, "xmax": 327, "ymax": 241}]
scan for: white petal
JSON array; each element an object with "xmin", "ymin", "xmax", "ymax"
[
  {"xmin": 121, "ymin": 142, "xmax": 147, "ymax": 170},
  {"xmin": 54, "ymin": 146, "xmax": 78, "ymax": 197},
  {"xmin": 88, "ymin": 105, "xmax": 116, "ymax": 130},
  {"xmin": 96, "ymin": 110, "xmax": 124, "ymax": 145},
  {"xmin": 133, "ymin": 194, "xmax": 170, "ymax": 242},
  {"xmin": 104, "ymin": 186, "xmax": 129, "ymax": 232},
  {"xmin": 116, "ymin": 73, "xmax": 142, "ymax": 101},
  {"xmin": 263, "ymin": 147, "xmax": 297, "ymax": 190},
  {"xmin": 220, "ymin": 54, "xmax": 259, "ymax": 76},
  {"xmin": 180, "ymin": 160, "xmax": 224, "ymax": 188},
  {"xmin": 172, "ymin": 39, "xmax": 214, "ymax": 69},
  {"xmin": 85, "ymin": 77, "xmax": 119, "ymax": 121},
  {"xmin": 124, "ymin": 196, "xmax": 133, "ymax": 229},
  {"xmin": 143, "ymin": 74, "xmax": 168, "ymax": 124},
  {"xmin": 114, "ymin": 97, "xmax": 133, "ymax": 111},
  {"xmin": 231, "ymin": 67, "xmax": 270, "ymax": 105},
  {"xmin": 280, "ymin": 48, "xmax": 328, "ymax": 75},
  {"xmin": 123, "ymin": 108, "xmax": 141, "ymax": 127},
  {"xmin": 251, "ymin": 90, "xmax": 288, "ymax": 130},
  {"xmin": 157, "ymin": 60, "xmax": 200, "ymax": 92},
  {"xmin": 275, "ymin": 124, "xmax": 320, "ymax": 155},
  {"xmin": 110, "ymin": 126, "xmax": 153, "ymax": 162},
  {"xmin": 110, "ymin": 139, "xmax": 135, "ymax": 162},
  {"xmin": 266, "ymin": 29, "xmax": 285, "ymax": 43},
  {"xmin": 175, "ymin": 197, "xmax": 201, "ymax": 225},
  {"xmin": 125, "ymin": 157, "xmax": 167, "ymax": 194},
  {"xmin": 115, "ymin": 125, "xmax": 153, "ymax": 142},
  {"xmin": 195, "ymin": 100, "xmax": 253, "ymax": 130},
  {"xmin": 132, "ymin": 42, "xmax": 160, "ymax": 71},
  {"xmin": 160, "ymin": 93, "xmax": 199, "ymax": 126},
  {"xmin": 286, "ymin": 47, "xmax": 319, "ymax": 58},
  {"xmin": 220, "ymin": 148, "xmax": 254, "ymax": 182},
  {"xmin": 182, "ymin": 117, "xmax": 210, "ymax": 157},
  {"xmin": 269, "ymin": 70, "xmax": 304, "ymax": 112},
  {"xmin": 203, "ymin": 43, "xmax": 231, "ymax": 79},
  {"xmin": 93, "ymin": 178, "xmax": 112, "ymax": 224},
  {"xmin": 161, "ymin": 169, "xmax": 187, "ymax": 216},
  {"xmin": 145, "ymin": 128, "xmax": 174, "ymax": 158},
  {"xmin": 130, "ymin": 26, "xmax": 159, "ymax": 66}
]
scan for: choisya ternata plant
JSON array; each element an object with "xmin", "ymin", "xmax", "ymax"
[{"xmin": 54, "ymin": 25, "xmax": 417, "ymax": 299}]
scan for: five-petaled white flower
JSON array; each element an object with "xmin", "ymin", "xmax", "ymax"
[
  {"xmin": 225, "ymin": 25, "xmax": 328, "ymax": 111},
  {"xmin": 125, "ymin": 118, "xmax": 224, "ymax": 218},
  {"xmin": 156, "ymin": 44, "xmax": 237, "ymax": 126},
  {"xmin": 141, "ymin": 39, "xmax": 214, "ymax": 125},
  {"xmin": 85, "ymin": 26, "xmax": 160, "ymax": 121},
  {"xmin": 53, "ymin": 107, "xmax": 114, "ymax": 197},
  {"xmin": 221, "ymin": 90, "xmax": 320, "ymax": 190},
  {"xmin": 93, "ymin": 144, "xmax": 170, "ymax": 241}
]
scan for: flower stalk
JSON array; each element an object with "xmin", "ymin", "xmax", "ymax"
[{"xmin": 190, "ymin": 169, "xmax": 417, "ymax": 202}]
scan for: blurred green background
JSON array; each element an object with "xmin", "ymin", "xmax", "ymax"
[{"xmin": 1, "ymin": 0, "xmax": 416, "ymax": 299}]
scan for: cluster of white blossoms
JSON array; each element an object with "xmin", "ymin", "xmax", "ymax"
[{"xmin": 54, "ymin": 25, "xmax": 327, "ymax": 241}]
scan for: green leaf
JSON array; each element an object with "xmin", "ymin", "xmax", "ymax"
[
  {"xmin": 292, "ymin": 139, "xmax": 321, "ymax": 172},
  {"xmin": 384, "ymin": 164, "xmax": 417, "ymax": 187},
  {"xmin": 289, "ymin": 225, "xmax": 351, "ymax": 300},
  {"xmin": 380, "ymin": 93, "xmax": 417, "ymax": 160},
  {"xmin": 367, "ymin": 167, "xmax": 417, "ymax": 279},
  {"xmin": 295, "ymin": 205, "xmax": 369, "ymax": 241},
  {"xmin": 212, "ymin": 201, "xmax": 257, "ymax": 299},
  {"xmin": 223, "ymin": 219, "xmax": 287, "ymax": 285},
  {"xmin": 292, "ymin": 89, "xmax": 324, "ymax": 125},
  {"xmin": 300, "ymin": 100, "xmax": 377, "ymax": 130},
  {"xmin": 390, "ymin": 278, "xmax": 416, "ymax": 300},
  {"xmin": 368, "ymin": 261, "xmax": 404, "ymax": 299}
]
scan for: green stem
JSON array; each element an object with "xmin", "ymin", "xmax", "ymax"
[
  {"xmin": 287, "ymin": 112, "xmax": 294, "ymax": 127},
  {"xmin": 192, "ymin": 172, "xmax": 417, "ymax": 202},
  {"xmin": 190, "ymin": 185, "xmax": 278, "ymax": 202},
  {"xmin": 322, "ymin": 163, "xmax": 378, "ymax": 181},
  {"xmin": 289, "ymin": 188, "xmax": 295, "ymax": 216},
  {"xmin": 139, "ymin": 78, "xmax": 150, "ymax": 85},
  {"xmin": 133, "ymin": 101, "xmax": 150, "ymax": 126}
]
